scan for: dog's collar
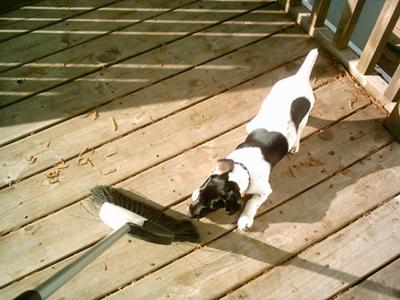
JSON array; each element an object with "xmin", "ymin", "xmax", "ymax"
[{"xmin": 234, "ymin": 161, "xmax": 251, "ymax": 193}]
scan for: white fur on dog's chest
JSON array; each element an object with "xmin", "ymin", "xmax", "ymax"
[{"xmin": 227, "ymin": 148, "xmax": 271, "ymax": 195}]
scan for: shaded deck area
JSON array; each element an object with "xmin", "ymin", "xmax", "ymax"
[{"xmin": 0, "ymin": 1, "xmax": 399, "ymax": 299}]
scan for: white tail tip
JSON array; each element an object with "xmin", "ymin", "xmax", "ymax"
[{"xmin": 297, "ymin": 48, "xmax": 319, "ymax": 79}]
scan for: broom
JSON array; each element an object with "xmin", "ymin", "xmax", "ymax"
[{"xmin": 14, "ymin": 185, "xmax": 199, "ymax": 300}]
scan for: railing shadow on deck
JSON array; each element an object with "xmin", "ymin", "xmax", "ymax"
[
  {"xmin": 0, "ymin": 1, "xmax": 291, "ymax": 120},
  {"xmin": 121, "ymin": 181, "xmax": 400, "ymax": 298}
]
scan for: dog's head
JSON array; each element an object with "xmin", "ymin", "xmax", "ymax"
[{"xmin": 189, "ymin": 159, "xmax": 241, "ymax": 218}]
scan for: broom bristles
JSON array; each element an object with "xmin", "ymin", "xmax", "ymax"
[{"xmin": 90, "ymin": 185, "xmax": 200, "ymax": 243}]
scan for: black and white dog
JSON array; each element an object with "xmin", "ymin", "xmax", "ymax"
[{"xmin": 189, "ymin": 49, "xmax": 319, "ymax": 230}]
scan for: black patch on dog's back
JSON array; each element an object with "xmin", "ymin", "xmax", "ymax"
[
  {"xmin": 236, "ymin": 129, "xmax": 288, "ymax": 166},
  {"xmin": 290, "ymin": 97, "xmax": 311, "ymax": 130}
]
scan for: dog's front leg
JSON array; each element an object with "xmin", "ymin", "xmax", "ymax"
[{"xmin": 237, "ymin": 185, "xmax": 272, "ymax": 230}]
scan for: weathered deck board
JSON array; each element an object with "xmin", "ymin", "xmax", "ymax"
[
  {"xmin": 0, "ymin": 35, "xmax": 332, "ymax": 236},
  {"xmin": 1, "ymin": 106, "xmax": 393, "ymax": 297},
  {"xmin": 0, "ymin": 0, "xmax": 266, "ymax": 107},
  {"xmin": 0, "ymin": 2, "xmax": 278, "ymax": 145},
  {"xmin": 224, "ymin": 196, "xmax": 400, "ymax": 300},
  {"xmin": 102, "ymin": 142, "xmax": 400, "ymax": 300},
  {"xmin": 1, "ymin": 2, "xmax": 398, "ymax": 299},
  {"xmin": 0, "ymin": 3, "xmax": 298, "ymax": 185},
  {"xmin": 0, "ymin": 46, "xmax": 336, "ymax": 191},
  {"xmin": 0, "ymin": 0, "xmax": 117, "ymax": 42},
  {"xmin": 335, "ymin": 258, "xmax": 400, "ymax": 300},
  {"xmin": 0, "ymin": 76, "xmax": 365, "ymax": 289},
  {"xmin": 0, "ymin": 0, "xmax": 190, "ymax": 70}
]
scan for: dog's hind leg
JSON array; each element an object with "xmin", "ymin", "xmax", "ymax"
[
  {"xmin": 237, "ymin": 184, "xmax": 272, "ymax": 230},
  {"xmin": 290, "ymin": 115, "xmax": 309, "ymax": 154}
]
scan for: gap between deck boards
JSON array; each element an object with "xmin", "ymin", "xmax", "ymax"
[
  {"xmin": 2, "ymin": 2, "xmax": 398, "ymax": 298},
  {"xmin": 222, "ymin": 195, "xmax": 400, "ymax": 300},
  {"xmin": 0, "ymin": 47, "xmax": 341, "ymax": 237},
  {"xmin": 0, "ymin": 104, "xmax": 394, "ymax": 297},
  {"xmin": 331, "ymin": 256, "xmax": 400, "ymax": 300},
  {"xmin": 0, "ymin": 0, "xmax": 269, "ymax": 108},
  {"xmin": 0, "ymin": 0, "xmax": 120, "ymax": 42},
  {"xmin": 97, "ymin": 143, "xmax": 400, "ymax": 300},
  {"xmin": 0, "ymin": 18, "xmax": 306, "ymax": 188},
  {"xmin": 0, "ymin": 2, "xmax": 290, "ymax": 149},
  {"xmin": 0, "ymin": 0, "xmax": 196, "ymax": 71}
]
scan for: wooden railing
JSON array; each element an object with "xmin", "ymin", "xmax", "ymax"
[{"xmin": 276, "ymin": 0, "xmax": 400, "ymax": 140}]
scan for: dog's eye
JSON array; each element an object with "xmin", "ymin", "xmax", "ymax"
[{"xmin": 210, "ymin": 199, "xmax": 224, "ymax": 209}]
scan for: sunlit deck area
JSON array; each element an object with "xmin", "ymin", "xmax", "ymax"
[{"xmin": 0, "ymin": 1, "xmax": 399, "ymax": 299}]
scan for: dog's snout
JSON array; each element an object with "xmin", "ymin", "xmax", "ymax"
[{"xmin": 189, "ymin": 202, "xmax": 208, "ymax": 219}]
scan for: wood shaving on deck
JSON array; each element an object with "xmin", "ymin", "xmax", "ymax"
[
  {"xmin": 79, "ymin": 147, "xmax": 89, "ymax": 157},
  {"xmin": 26, "ymin": 155, "xmax": 37, "ymax": 164},
  {"xmin": 45, "ymin": 170, "xmax": 60, "ymax": 183},
  {"xmin": 41, "ymin": 141, "xmax": 51, "ymax": 148},
  {"xmin": 86, "ymin": 158, "xmax": 94, "ymax": 167},
  {"xmin": 112, "ymin": 117, "xmax": 118, "ymax": 131},
  {"xmin": 81, "ymin": 111, "xmax": 91, "ymax": 118},
  {"xmin": 154, "ymin": 53, "xmax": 164, "ymax": 66},
  {"xmin": 92, "ymin": 110, "xmax": 98, "ymax": 120},
  {"xmin": 48, "ymin": 177, "xmax": 60, "ymax": 184},
  {"xmin": 77, "ymin": 157, "xmax": 87, "ymax": 166},
  {"xmin": 45, "ymin": 170, "xmax": 60, "ymax": 178},
  {"xmin": 104, "ymin": 151, "xmax": 117, "ymax": 158},
  {"xmin": 100, "ymin": 168, "xmax": 116, "ymax": 175},
  {"xmin": 56, "ymin": 160, "xmax": 69, "ymax": 169},
  {"xmin": 77, "ymin": 157, "xmax": 94, "ymax": 167}
]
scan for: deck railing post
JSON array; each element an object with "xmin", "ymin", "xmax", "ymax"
[
  {"xmin": 333, "ymin": 0, "xmax": 366, "ymax": 49},
  {"xmin": 310, "ymin": 0, "xmax": 332, "ymax": 29},
  {"xmin": 385, "ymin": 64, "xmax": 400, "ymax": 103},
  {"xmin": 384, "ymin": 102, "xmax": 400, "ymax": 142},
  {"xmin": 357, "ymin": 1, "xmax": 400, "ymax": 75},
  {"xmin": 276, "ymin": 0, "xmax": 302, "ymax": 12}
]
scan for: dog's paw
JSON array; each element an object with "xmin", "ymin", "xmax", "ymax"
[
  {"xmin": 290, "ymin": 144, "xmax": 300, "ymax": 154},
  {"xmin": 237, "ymin": 216, "xmax": 253, "ymax": 231}
]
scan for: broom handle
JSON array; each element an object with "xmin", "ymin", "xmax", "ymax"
[{"xmin": 15, "ymin": 223, "xmax": 131, "ymax": 300}]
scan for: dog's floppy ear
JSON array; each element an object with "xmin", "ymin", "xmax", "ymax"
[{"xmin": 212, "ymin": 159, "xmax": 234, "ymax": 176}]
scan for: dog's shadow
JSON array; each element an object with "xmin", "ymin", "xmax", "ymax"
[
  {"xmin": 120, "ymin": 112, "xmax": 398, "ymax": 297},
  {"xmin": 177, "ymin": 114, "xmax": 399, "ymax": 297}
]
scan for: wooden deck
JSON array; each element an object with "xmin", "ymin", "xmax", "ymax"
[{"xmin": 1, "ymin": 1, "xmax": 399, "ymax": 299}]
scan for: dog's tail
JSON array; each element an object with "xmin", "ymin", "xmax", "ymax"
[{"xmin": 296, "ymin": 48, "xmax": 318, "ymax": 80}]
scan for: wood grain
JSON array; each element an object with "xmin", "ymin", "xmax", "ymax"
[
  {"xmin": 0, "ymin": 0, "xmax": 116, "ymax": 41},
  {"xmin": 384, "ymin": 64, "xmax": 400, "ymax": 102},
  {"xmin": 335, "ymin": 258, "xmax": 400, "ymax": 300},
  {"xmin": 0, "ymin": 36, "xmax": 332, "ymax": 235},
  {"xmin": 103, "ymin": 142, "xmax": 400, "ymax": 300},
  {"xmin": 0, "ymin": 30, "xmax": 333, "ymax": 188},
  {"xmin": 224, "ymin": 196, "xmax": 400, "ymax": 300},
  {"xmin": 0, "ymin": 105, "xmax": 392, "ymax": 295},
  {"xmin": 0, "ymin": 0, "xmax": 267, "ymax": 106}
]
